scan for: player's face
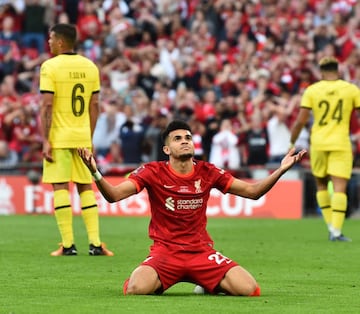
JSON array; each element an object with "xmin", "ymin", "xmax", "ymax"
[
  {"xmin": 164, "ymin": 129, "xmax": 195, "ymax": 160},
  {"xmin": 48, "ymin": 31, "xmax": 60, "ymax": 55}
]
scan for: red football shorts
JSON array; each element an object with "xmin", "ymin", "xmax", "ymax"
[{"xmin": 140, "ymin": 243, "xmax": 239, "ymax": 294}]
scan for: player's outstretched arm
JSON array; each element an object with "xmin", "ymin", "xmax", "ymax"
[
  {"xmin": 228, "ymin": 148, "xmax": 307, "ymax": 200},
  {"xmin": 77, "ymin": 148, "xmax": 137, "ymax": 202}
]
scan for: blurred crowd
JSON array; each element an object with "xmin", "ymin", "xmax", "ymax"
[{"xmin": 1, "ymin": 0, "xmax": 360, "ymax": 175}]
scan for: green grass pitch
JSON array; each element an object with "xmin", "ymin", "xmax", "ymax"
[{"xmin": 0, "ymin": 215, "xmax": 359, "ymax": 314}]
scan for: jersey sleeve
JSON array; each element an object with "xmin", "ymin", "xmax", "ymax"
[
  {"xmin": 127, "ymin": 163, "xmax": 157, "ymax": 191},
  {"xmin": 353, "ymin": 85, "xmax": 360, "ymax": 109},
  {"xmin": 39, "ymin": 61, "xmax": 55, "ymax": 93},
  {"xmin": 300, "ymin": 87, "xmax": 313, "ymax": 109},
  {"xmin": 206, "ymin": 163, "xmax": 234, "ymax": 194},
  {"xmin": 92, "ymin": 64, "xmax": 100, "ymax": 94}
]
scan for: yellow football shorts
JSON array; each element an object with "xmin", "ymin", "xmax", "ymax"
[
  {"xmin": 310, "ymin": 148, "xmax": 353, "ymax": 180},
  {"xmin": 42, "ymin": 148, "xmax": 92, "ymax": 184}
]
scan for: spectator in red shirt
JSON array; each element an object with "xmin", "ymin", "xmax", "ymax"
[
  {"xmin": 77, "ymin": 1, "xmax": 102, "ymax": 42},
  {"xmin": 7, "ymin": 106, "xmax": 42, "ymax": 162},
  {"xmin": 335, "ymin": 16, "xmax": 360, "ymax": 62},
  {"xmin": 0, "ymin": 75, "xmax": 21, "ymax": 111}
]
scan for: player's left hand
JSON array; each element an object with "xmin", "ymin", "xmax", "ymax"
[
  {"xmin": 280, "ymin": 148, "xmax": 307, "ymax": 171},
  {"xmin": 77, "ymin": 147, "xmax": 97, "ymax": 173}
]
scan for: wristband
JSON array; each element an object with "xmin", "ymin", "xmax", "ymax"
[
  {"xmin": 92, "ymin": 170, "xmax": 102, "ymax": 181},
  {"xmin": 289, "ymin": 142, "xmax": 295, "ymax": 149}
]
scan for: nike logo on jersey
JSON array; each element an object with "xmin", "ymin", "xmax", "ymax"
[{"xmin": 163, "ymin": 185, "xmax": 176, "ymax": 189}]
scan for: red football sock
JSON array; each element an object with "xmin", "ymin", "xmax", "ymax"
[
  {"xmin": 249, "ymin": 285, "xmax": 261, "ymax": 297},
  {"xmin": 123, "ymin": 278, "xmax": 130, "ymax": 295}
]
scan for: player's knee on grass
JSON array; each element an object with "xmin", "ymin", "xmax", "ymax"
[
  {"xmin": 239, "ymin": 282, "xmax": 260, "ymax": 297},
  {"xmin": 221, "ymin": 266, "xmax": 259, "ymax": 296},
  {"xmin": 124, "ymin": 280, "xmax": 143, "ymax": 295},
  {"xmin": 124, "ymin": 277, "xmax": 161, "ymax": 295}
]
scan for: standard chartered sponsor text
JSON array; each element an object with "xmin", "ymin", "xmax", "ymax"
[{"xmin": 176, "ymin": 198, "xmax": 203, "ymax": 210}]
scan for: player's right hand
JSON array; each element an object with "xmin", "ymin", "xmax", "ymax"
[
  {"xmin": 42, "ymin": 140, "xmax": 53, "ymax": 162},
  {"xmin": 77, "ymin": 147, "xmax": 97, "ymax": 173}
]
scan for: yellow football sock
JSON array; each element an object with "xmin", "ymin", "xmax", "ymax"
[
  {"xmin": 316, "ymin": 190, "xmax": 332, "ymax": 230},
  {"xmin": 331, "ymin": 192, "xmax": 347, "ymax": 236},
  {"xmin": 54, "ymin": 189, "xmax": 73, "ymax": 248},
  {"xmin": 80, "ymin": 190, "xmax": 101, "ymax": 246}
]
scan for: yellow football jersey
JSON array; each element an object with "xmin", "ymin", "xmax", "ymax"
[
  {"xmin": 39, "ymin": 53, "xmax": 100, "ymax": 148},
  {"xmin": 301, "ymin": 79, "xmax": 360, "ymax": 151}
]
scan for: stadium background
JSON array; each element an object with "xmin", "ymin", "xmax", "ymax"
[{"xmin": 0, "ymin": 0, "xmax": 360, "ymax": 218}]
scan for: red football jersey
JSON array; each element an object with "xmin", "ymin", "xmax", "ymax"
[{"xmin": 128, "ymin": 160, "xmax": 234, "ymax": 252}]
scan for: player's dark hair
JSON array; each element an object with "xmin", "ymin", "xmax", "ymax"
[
  {"xmin": 161, "ymin": 120, "xmax": 192, "ymax": 143},
  {"xmin": 50, "ymin": 23, "xmax": 77, "ymax": 47},
  {"xmin": 318, "ymin": 57, "xmax": 338, "ymax": 72}
]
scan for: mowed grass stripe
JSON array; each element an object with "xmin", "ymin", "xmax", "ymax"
[{"xmin": 0, "ymin": 215, "xmax": 359, "ymax": 314}]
